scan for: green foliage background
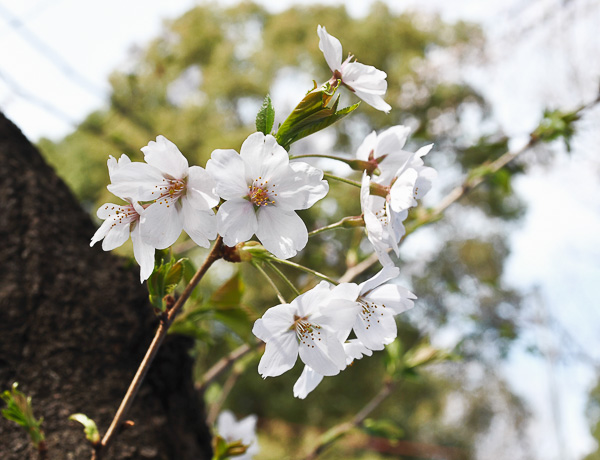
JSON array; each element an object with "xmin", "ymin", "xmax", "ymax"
[{"xmin": 38, "ymin": 2, "xmax": 532, "ymax": 458}]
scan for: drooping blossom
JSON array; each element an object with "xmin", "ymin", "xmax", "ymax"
[
  {"xmin": 359, "ymin": 128, "xmax": 436, "ymax": 266},
  {"xmin": 206, "ymin": 132, "xmax": 329, "ymax": 259},
  {"xmin": 317, "ymin": 25, "xmax": 391, "ymax": 113},
  {"xmin": 90, "ymin": 155, "xmax": 155, "ymax": 282},
  {"xmin": 293, "ymin": 339, "xmax": 372, "ymax": 399},
  {"xmin": 108, "ymin": 135, "xmax": 219, "ymax": 249},
  {"xmin": 292, "ymin": 267, "xmax": 415, "ymax": 398},
  {"xmin": 352, "ymin": 265, "xmax": 416, "ymax": 351},
  {"xmin": 252, "ymin": 281, "xmax": 360, "ymax": 378},
  {"xmin": 216, "ymin": 410, "xmax": 260, "ymax": 460}
]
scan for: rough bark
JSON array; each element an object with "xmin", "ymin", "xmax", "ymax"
[{"xmin": 0, "ymin": 112, "xmax": 212, "ymax": 460}]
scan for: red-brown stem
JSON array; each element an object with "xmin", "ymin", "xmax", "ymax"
[{"xmin": 93, "ymin": 236, "xmax": 224, "ymax": 459}]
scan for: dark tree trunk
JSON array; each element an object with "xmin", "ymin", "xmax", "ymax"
[{"xmin": 0, "ymin": 113, "xmax": 213, "ymax": 460}]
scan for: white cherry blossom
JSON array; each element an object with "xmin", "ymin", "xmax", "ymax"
[
  {"xmin": 90, "ymin": 155, "xmax": 154, "ymax": 282},
  {"xmin": 108, "ymin": 135, "xmax": 219, "ymax": 249},
  {"xmin": 359, "ymin": 128, "xmax": 436, "ymax": 266},
  {"xmin": 206, "ymin": 132, "xmax": 329, "ymax": 259},
  {"xmin": 216, "ymin": 410, "xmax": 260, "ymax": 460},
  {"xmin": 317, "ymin": 25, "xmax": 391, "ymax": 113},
  {"xmin": 353, "ymin": 265, "xmax": 416, "ymax": 351},
  {"xmin": 252, "ymin": 281, "xmax": 360, "ymax": 378}
]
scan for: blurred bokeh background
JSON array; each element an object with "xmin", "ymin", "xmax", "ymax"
[{"xmin": 1, "ymin": 1, "xmax": 599, "ymax": 459}]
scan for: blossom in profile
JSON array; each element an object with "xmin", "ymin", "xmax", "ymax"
[
  {"xmin": 206, "ymin": 132, "xmax": 329, "ymax": 259},
  {"xmin": 317, "ymin": 25, "xmax": 391, "ymax": 113},
  {"xmin": 108, "ymin": 135, "xmax": 220, "ymax": 249},
  {"xmin": 90, "ymin": 155, "xmax": 154, "ymax": 282},
  {"xmin": 359, "ymin": 127, "xmax": 436, "ymax": 266},
  {"xmin": 216, "ymin": 410, "xmax": 260, "ymax": 460},
  {"xmin": 252, "ymin": 281, "xmax": 360, "ymax": 378}
]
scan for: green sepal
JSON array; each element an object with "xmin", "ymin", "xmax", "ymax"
[
  {"xmin": 255, "ymin": 94, "xmax": 275, "ymax": 135},
  {"xmin": 275, "ymin": 82, "xmax": 359, "ymax": 150},
  {"xmin": 147, "ymin": 256, "xmax": 188, "ymax": 312},
  {"xmin": 69, "ymin": 413, "xmax": 100, "ymax": 445},
  {"xmin": 1, "ymin": 383, "xmax": 45, "ymax": 448}
]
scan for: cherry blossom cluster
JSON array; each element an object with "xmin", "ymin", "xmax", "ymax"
[
  {"xmin": 91, "ymin": 26, "xmax": 436, "ymax": 403},
  {"xmin": 91, "ymin": 132, "xmax": 328, "ymax": 280}
]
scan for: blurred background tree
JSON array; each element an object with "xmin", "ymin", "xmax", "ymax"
[{"xmin": 33, "ymin": 2, "xmax": 552, "ymax": 459}]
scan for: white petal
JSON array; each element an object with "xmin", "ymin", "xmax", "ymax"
[
  {"xmin": 256, "ymin": 207, "xmax": 307, "ymax": 259},
  {"xmin": 206, "ymin": 149, "xmax": 249, "ymax": 200},
  {"xmin": 240, "ymin": 133, "xmax": 289, "ymax": 184},
  {"xmin": 107, "ymin": 154, "xmax": 132, "ymax": 179},
  {"xmin": 186, "ymin": 166, "xmax": 219, "ymax": 209},
  {"xmin": 359, "ymin": 265, "xmax": 400, "ymax": 296},
  {"xmin": 343, "ymin": 339, "xmax": 373, "ymax": 364},
  {"xmin": 276, "ymin": 162, "xmax": 329, "ymax": 210},
  {"xmin": 181, "ymin": 197, "xmax": 216, "ymax": 248},
  {"xmin": 414, "ymin": 165, "xmax": 437, "ymax": 201},
  {"xmin": 141, "ymin": 135, "xmax": 188, "ymax": 179},
  {"xmin": 259, "ymin": 303, "xmax": 296, "ymax": 338},
  {"xmin": 317, "ymin": 25, "xmax": 342, "ymax": 72},
  {"xmin": 355, "ymin": 131, "xmax": 377, "ymax": 162},
  {"xmin": 90, "ymin": 218, "xmax": 113, "ymax": 247},
  {"xmin": 252, "ymin": 318, "xmax": 269, "ymax": 342},
  {"xmin": 294, "ymin": 281, "xmax": 333, "ymax": 318},
  {"xmin": 311, "ymin": 298, "xmax": 359, "ymax": 343},
  {"xmin": 216, "ymin": 199, "xmax": 257, "ymax": 247},
  {"xmin": 353, "ymin": 307, "xmax": 397, "ymax": 351},
  {"xmin": 298, "ymin": 327, "xmax": 346, "ymax": 376},
  {"xmin": 101, "ymin": 221, "xmax": 130, "ymax": 251},
  {"xmin": 367, "ymin": 284, "xmax": 416, "ymax": 315},
  {"xmin": 131, "ymin": 222, "xmax": 155, "ymax": 282},
  {"xmin": 389, "ymin": 168, "xmax": 419, "ymax": 213},
  {"xmin": 258, "ymin": 331, "xmax": 298, "ymax": 378},
  {"xmin": 108, "ymin": 162, "xmax": 166, "ymax": 202},
  {"xmin": 376, "ymin": 126, "xmax": 411, "ymax": 155},
  {"xmin": 342, "ymin": 62, "xmax": 391, "ymax": 113},
  {"xmin": 140, "ymin": 199, "xmax": 183, "ymax": 249},
  {"xmin": 293, "ymin": 366, "xmax": 324, "ymax": 399}
]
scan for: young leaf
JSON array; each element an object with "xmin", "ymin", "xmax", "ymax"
[
  {"xmin": 1, "ymin": 383, "xmax": 45, "ymax": 449},
  {"xmin": 69, "ymin": 413, "xmax": 100, "ymax": 445},
  {"xmin": 255, "ymin": 94, "xmax": 275, "ymax": 135}
]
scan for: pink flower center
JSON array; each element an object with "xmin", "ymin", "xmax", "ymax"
[
  {"xmin": 248, "ymin": 177, "xmax": 277, "ymax": 207},
  {"xmin": 358, "ymin": 298, "xmax": 386, "ymax": 330}
]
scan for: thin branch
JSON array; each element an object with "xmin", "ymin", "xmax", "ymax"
[
  {"xmin": 304, "ymin": 380, "xmax": 396, "ymax": 460},
  {"xmin": 196, "ymin": 341, "xmax": 264, "ymax": 393},
  {"xmin": 94, "ymin": 237, "xmax": 224, "ymax": 459},
  {"xmin": 322, "ymin": 172, "xmax": 362, "ymax": 189},
  {"xmin": 206, "ymin": 365, "xmax": 244, "ymax": 426}
]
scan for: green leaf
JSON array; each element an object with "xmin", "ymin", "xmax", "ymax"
[
  {"xmin": 213, "ymin": 307, "xmax": 254, "ymax": 342},
  {"xmin": 275, "ymin": 82, "xmax": 359, "ymax": 150},
  {"xmin": 255, "ymin": 94, "xmax": 275, "ymax": 135},
  {"xmin": 147, "ymin": 256, "xmax": 188, "ymax": 311},
  {"xmin": 210, "ymin": 273, "xmax": 244, "ymax": 308},
  {"xmin": 362, "ymin": 418, "xmax": 404, "ymax": 441},
  {"xmin": 69, "ymin": 413, "xmax": 100, "ymax": 445}
]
